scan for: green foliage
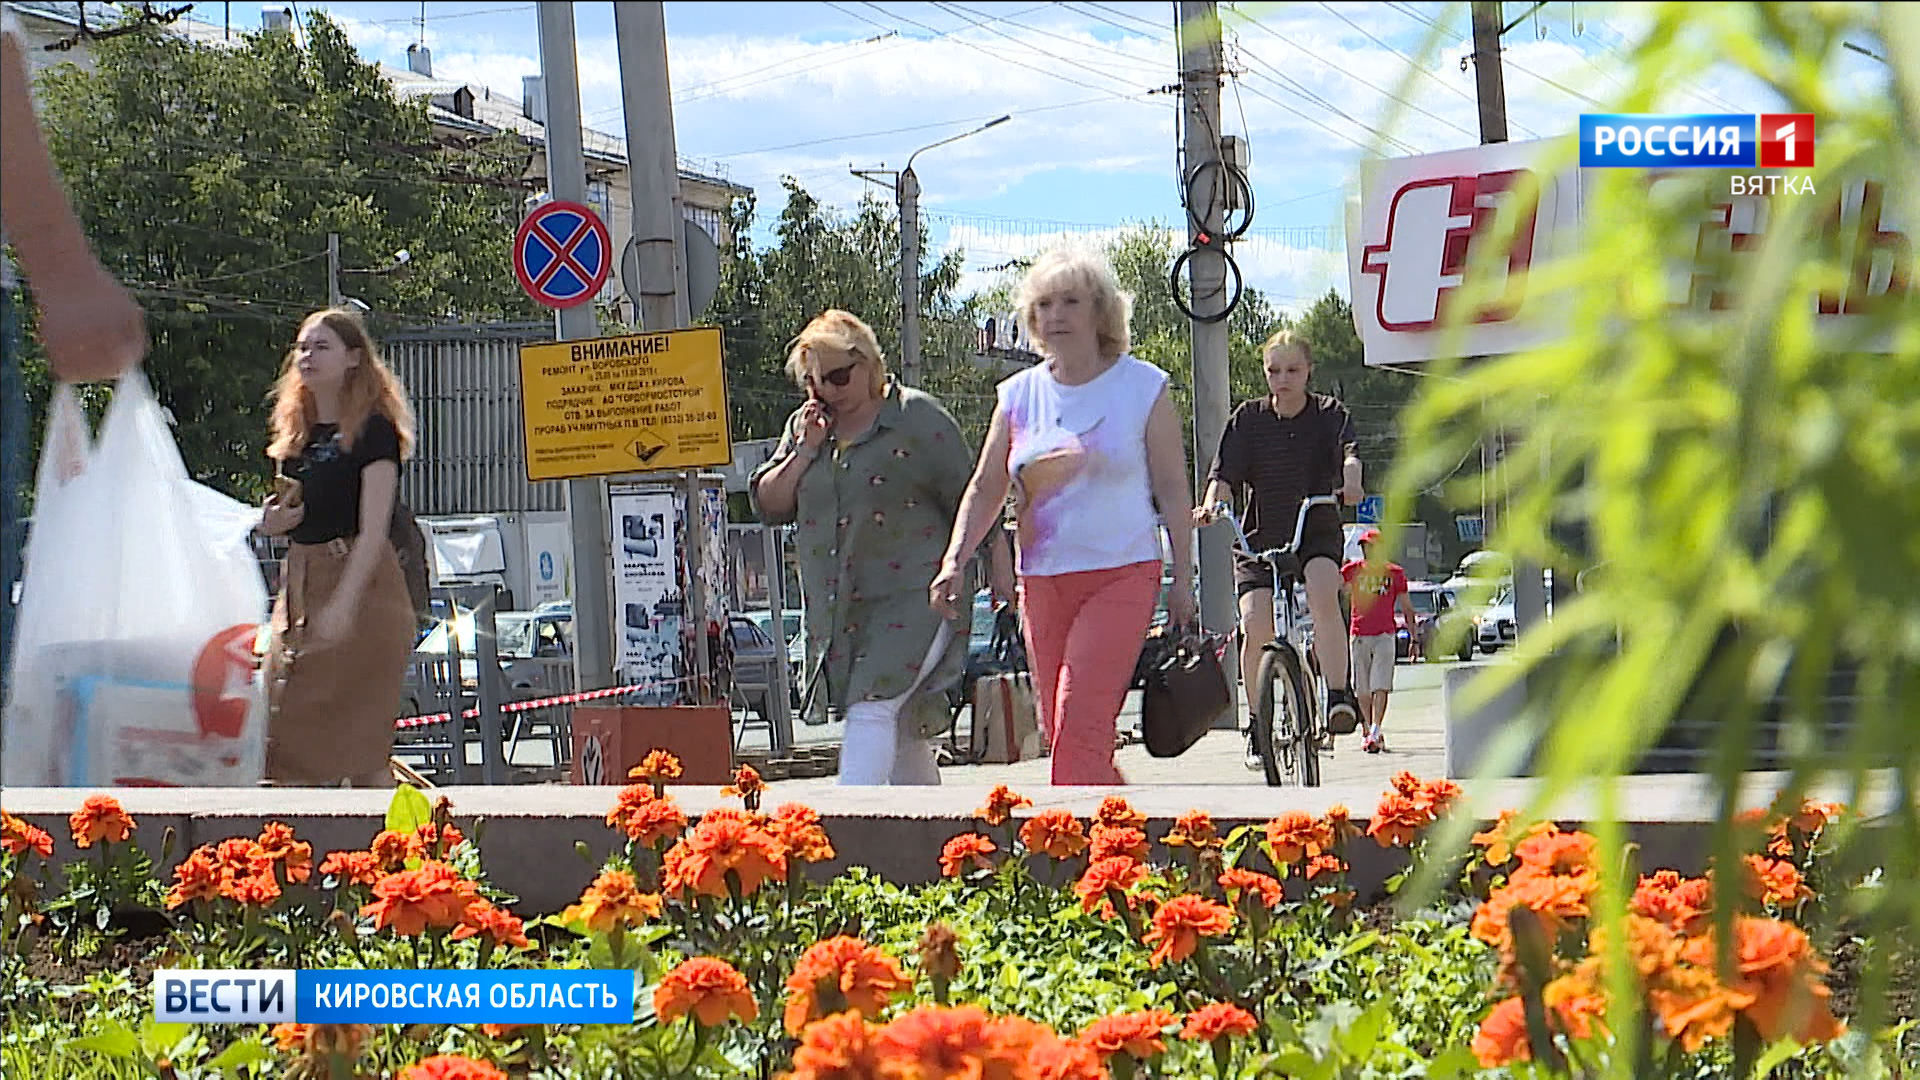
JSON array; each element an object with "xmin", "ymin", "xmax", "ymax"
[{"xmin": 28, "ymin": 11, "xmax": 540, "ymax": 497}]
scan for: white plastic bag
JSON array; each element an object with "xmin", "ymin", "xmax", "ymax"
[{"xmin": 2, "ymin": 374, "xmax": 269, "ymax": 787}]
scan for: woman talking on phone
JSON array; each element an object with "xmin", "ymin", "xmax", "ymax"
[
  {"xmin": 750, "ymin": 310, "xmax": 977, "ymax": 786},
  {"xmin": 254, "ymin": 308, "xmax": 418, "ymax": 787}
]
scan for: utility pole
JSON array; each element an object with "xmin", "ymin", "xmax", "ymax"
[
  {"xmin": 898, "ymin": 167, "xmax": 922, "ymax": 386},
  {"xmin": 1178, "ymin": 1, "xmax": 1236, "ymax": 685},
  {"xmin": 536, "ymin": 2, "xmax": 617, "ymax": 693},
  {"xmin": 613, "ymin": 0, "xmax": 711, "ymax": 705},
  {"xmin": 852, "ymin": 116, "xmax": 1009, "ymax": 386},
  {"xmin": 1468, "ymin": 1, "xmax": 1547, "ymax": 639},
  {"xmin": 326, "ymin": 232, "xmax": 342, "ymax": 308}
]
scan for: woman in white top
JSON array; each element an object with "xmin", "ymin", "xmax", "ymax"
[{"xmin": 932, "ymin": 249, "xmax": 1196, "ymax": 785}]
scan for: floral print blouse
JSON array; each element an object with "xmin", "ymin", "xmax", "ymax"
[{"xmin": 749, "ymin": 381, "xmax": 973, "ymax": 738}]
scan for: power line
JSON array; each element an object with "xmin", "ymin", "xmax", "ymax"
[
  {"xmin": 1382, "ymin": 1, "xmax": 1607, "ymax": 109},
  {"xmin": 1059, "ymin": 0, "xmax": 1169, "ymax": 41},
  {"xmin": 1231, "ymin": 6, "xmax": 1481, "ymax": 143},
  {"xmin": 937, "ymin": 0, "xmax": 1170, "ymax": 77},
  {"xmin": 859, "ymin": 0, "xmax": 1175, "ymax": 103},
  {"xmin": 1228, "ymin": 56, "xmax": 1419, "ymax": 155},
  {"xmin": 1313, "ymin": 0, "xmax": 1541, "ymax": 139},
  {"xmin": 711, "ymin": 91, "xmax": 1155, "ymax": 158},
  {"xmin": 1077, "ymin": 0, "xmax": 1165, "ymax": 36}
]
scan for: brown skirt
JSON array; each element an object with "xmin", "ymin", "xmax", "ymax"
[{"xmin": 262, "ymin": 538, "xmax": 416, "ymax": 787}]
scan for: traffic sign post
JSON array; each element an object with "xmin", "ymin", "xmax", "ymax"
[
  {"xmin": 518, "ymin": 327, "xmax": 732, "ymax": 482},
  {"xmin": 513, "ymin": 200, "xmax": 612, "ymax": 310},
  {"xmin": 1357, "ymin": 494, "xmax": 1384, "ymax": 524}
]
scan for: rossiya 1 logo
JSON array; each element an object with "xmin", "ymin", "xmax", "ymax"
[
  {"xmin": 1581, "ymin": 113, "xmax": 1816, "ymax": 195},
  {"xmin": 1359, "ymin": 169, "xmax": 1542, "ymax": 332}
]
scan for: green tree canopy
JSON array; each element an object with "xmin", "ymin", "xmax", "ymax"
[{"xmin": 31, "ymin": 11, "xmax": 538, "ymax": 497}]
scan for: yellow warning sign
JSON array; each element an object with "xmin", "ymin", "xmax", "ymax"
[{"xmin": 518, "ymin": 327, "xmax": 732, "ymax": 482}]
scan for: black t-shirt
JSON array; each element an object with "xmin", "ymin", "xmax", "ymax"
[
  {"xmin": 280, "ymin": 413, "xmax": 402, "ymax": 544},
  {"xmin": 1208, "ymin": 394, "xmax": 1357, "ymax": 551}
]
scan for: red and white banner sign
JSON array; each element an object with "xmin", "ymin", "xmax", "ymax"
[{"xmin": 1347, "ymin": 137, "xmax": 1911, "ymax": 367}]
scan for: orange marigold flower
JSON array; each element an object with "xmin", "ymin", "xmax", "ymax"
[
  {"xmin": 1391, "ymin": 771, "xmax": 1462, "ymax": 816},
  {"xmin": 607, "ymin": 786, "xmax": 689, "ymax": 847},
  {"xmin": 1513, "ymin": 830, "xmax": 1598, "ymax": 881},
  {"xmin": 1075, "ymin": 856, "xmax": 1150, "ymax": 919},
  {"xmin": 629, "ymin": 749, "xmax": 684, "ymax": 784},
  {"xmin": 1182, "ymin": 1002, "xmax": 1258, "ymax": 1042},
  {"xmin": 258, "ymin": 824, "xmax": 315, "ymax": 885},
  {"xmin": 1078, "ymin": 1009, "xmax": 1175, "ymax": 1060},
  {"xmin": 1026, "ymin": 1035, "xmax": 1109, "ymax": 1080},
  {"xmin": 1728, "ymin": 917, "xmax": 1845, "ymax": 1045},
  {"xmin": 1543, "ymin": 973, "xmax": 1609, "ymax": 1041},
  {"xmin": 479, "ymin": 1024, "xmax": 528, "ymax": 1040},
  {"xmin": 370, "ymin": 829, "xmax": 426, "ymax": 872},
  {"xmin": 452, "ymin": 901, "xmax": 532, "ymax": 950},
  {"xmin": 1264, "ymin": 810, "xmax": 1332, "ymax": 865},
  {"xmin": 1789, "ymin": 798, "xmax": 1844, "ymax": 836},
  {"xmin": 1743, "ymin": 855, "xmax": 1814, "ymax": 909},
  {"xmin": 1093, "ymin": 796, "xmax": 1146, "ymax": 831},
  {"xmin": 1323, "ymin": 803, "xmax": 1359, "ymax": 839},
  {"xmin": 1471, "ymin": 873, "xmax": 1594, "ymax": 957},
  {"xmin": 1164, "ymin": 809, "xmax": 1220, "ymax": 848},
  {"xmin": 788, "ymin": 1010, "xmax": 883, "ymax": 1079},
  {"xmin": 1366, "ymin": 790, "xmax": 1438, "ymax": 849},
  {"xmin": 974, "ymin": 784, "xmax": 1033, "ymax": 827},
  {"xmin": 1631, "ymin": 870, "xmax": 1712, "ymax": 935},
  {"xmin": 319, "ymin": 850, "xmax": 382, "ymax": 888},
  {"xmin": 721, "ymin": 764, "xmax": 766, "ymax": 807},
  {"xmin": 414, "ymin": 822, "xmax": 466, "ymax": 858},
  {"xmin": 661, "ymin": 814, "xmax": 787, "ymax": 898},
  {"xmin": 1649, "ymin": 960, "xmax": 1743, "ymax": 1053},
  {"xmin": 165, "ymin": 849, "xmax": 225, "ymax": 909},
  {"xmin": 1019, "ymin": 810, "xmax": 1088, "ymax": 860},
  {"xmin": 1, "ymin": 811, "xmax": 54, "ymax": 857},
  {"xmin": 783, "ymin": 936, "xmax": 911, "ymax": 1034},
  {"xmin": 1304, "ymin": 854, "xmax": 1347, "ymax": 880},
  {"xmin": 360, "ymin": 862, "xmax": 480, "ymax": 936},
  {"xmin": 871, "ymin": 1005, "xmax": 1035, "ymax": 1078},
  {"xmin": 212, "ymin": 838, "xmax": 274, "ymax": 901},
  {"xmin": 656, "ymin": 957, "xmax": 757, "ymax": 1027},
  {"xmin": 229, "ymin": 870, "xmax": 282, "ymax": 907},
  {"xmin": 1143, "ymin": 895, "xmax": 1233, "ymax": 967},
  {"xmin": 1472, "ymin": 997, "xmax": 1531, "ymax": 1067},
  {"xmin": 69, "ymin": 794, "xmax": 134, "ymax": 848},
  {"xmin": 1088, "ymin": 825, "xmax": 1148, "ymax": 864},
  {"xmin": 563, "ymin": 869, "xmax": 663, "ymax": 933},
  {"xmin": 398, "ymin": 1054, "xmax": 509, "ymax": 1080},
  {"xmin": 1218, "ymin": 868, "xmax": 1285, "ymax": 910},
  {"xmin": 272, "ymin": 1022, "xmax": 373, "ymax": 1059},
  {"xmin": 1469, "ymin": 810, "xmax": 1523, "ymax": 864},
  {"xmin": 940, "ymin": 833, "xmax": 998, "ymax": 878},
  {"xmin": 767, "ymin": 803, "xmax": 835, "ymax": 864}
]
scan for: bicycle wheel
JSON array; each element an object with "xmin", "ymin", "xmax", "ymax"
[{"xmin": 1251, "ymin": 646, "xmax": 1318, "ymax": 787}]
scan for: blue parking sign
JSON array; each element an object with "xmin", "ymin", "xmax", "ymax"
[{"xmin": 1357, "ymin": 495, "xmax": 1384, "ymax": 524}]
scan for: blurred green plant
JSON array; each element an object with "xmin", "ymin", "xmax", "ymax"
[{"xmin": 1335, "ymin": 2, "xmax": 1920, "ymax": 1073}]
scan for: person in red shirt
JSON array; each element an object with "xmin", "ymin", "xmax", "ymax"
[{"xmin": 1341, "ymin": 528, "xmax": 1419, "ymax": 753}]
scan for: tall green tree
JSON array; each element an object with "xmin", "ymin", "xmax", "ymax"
[
  {"xmin": 29, "ymin": 12, "xmax": 538, "ymax": 497},
  {"xmin": 707, "ymin": 178, "xmax": 998, "ymax": 449}
]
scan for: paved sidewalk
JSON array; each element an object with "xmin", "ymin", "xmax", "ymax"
[{"xmin": 933, "ymin": 659, "xmax": 1451, "ymax": 787}]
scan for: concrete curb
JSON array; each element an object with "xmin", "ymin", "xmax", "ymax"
[{"xmin": 6, "ymin": 772, "xmax": 1892, "ymax": 915}]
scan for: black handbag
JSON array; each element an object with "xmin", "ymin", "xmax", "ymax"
[{"xmin": 1140, "ymin": 626, "xmax": 1234, "ymax": 758}]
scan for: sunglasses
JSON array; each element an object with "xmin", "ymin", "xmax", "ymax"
[{"xmin": 806, "ymin": 359, "xmax": 864, "ymax": 389}]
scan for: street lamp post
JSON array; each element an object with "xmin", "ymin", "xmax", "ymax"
[
  {"xmin": 853, "ymin": 115, "xmax": 1010, "ymax": 386},
  {"xmin": 326, "ymin": 232, "xmax": 413, "ymax": 311}
]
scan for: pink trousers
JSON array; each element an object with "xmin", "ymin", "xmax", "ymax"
[{"xmin": 1019, "ymin": 560, "xmax": 1161, "ymax": 786}]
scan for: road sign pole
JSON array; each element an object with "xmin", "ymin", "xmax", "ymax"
[
  {"xmin": 614, "ymin": 2, "xmax": 710, "ymax": 703},
  {"xmin": 536, "ymin": 2, "xmax": 617, "ymax": 693}
]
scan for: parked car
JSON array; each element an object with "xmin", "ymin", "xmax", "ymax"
[
  {"xmin": 398, "ymin": 609, "xmax": 573, "ymax": 720},
  {"xmin": 1399, "ymin": 580, "xmax": 1445, "ymax": 661},
  {"xmin": 1474, "ymin": 586, "xmax": 1518, "ymax": 654}
]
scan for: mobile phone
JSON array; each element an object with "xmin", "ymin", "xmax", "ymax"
[{"xmin": 274, "ymin": 475, "xmax": 304, "ymax": 509}]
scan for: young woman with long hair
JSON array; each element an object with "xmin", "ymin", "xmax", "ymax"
[{"xmin": 254, "ymin": 308, "xmax": 418, "ymax": 787}]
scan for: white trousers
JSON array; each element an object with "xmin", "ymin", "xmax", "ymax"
[{"xmin": 837, "ymin": 625, "xmax": 951, "ymax": 787}]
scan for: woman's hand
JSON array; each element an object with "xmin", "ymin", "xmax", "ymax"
[
  {"xmin": 306, "ymin": 599, "xmax": 351, "ymax": 649},
  {"xmin": 1168, "ymin": 574, "xmax": 1198, "ymax": 629},
  {"xmin": 793, "ymin": 400, "xmax": 833, "ymax": 451},
  {"xmin": 259, "ymin": 496, "xmax": 304, "ymax": 537},
  {"xmin": 929, "ymin": 560, "xmax": 967, "ymax": 621}
]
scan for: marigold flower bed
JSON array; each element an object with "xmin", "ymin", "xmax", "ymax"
[{"xmin": 2, "ymin": 765, "xmax": 1912, "ymax": 1078}]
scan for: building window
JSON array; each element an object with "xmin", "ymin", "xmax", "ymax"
[{"xmin": 587, "ymin": 179, "xmax": 612, "ymax": 221}]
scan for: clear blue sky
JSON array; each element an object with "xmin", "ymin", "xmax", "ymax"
[{"xmin": 179, "ymin": 1, "xmax": 1819, "ymax": 314}]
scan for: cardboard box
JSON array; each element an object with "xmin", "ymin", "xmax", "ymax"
[{"xmin": 570, "ymin": 704, "xmax": 733, "ymax": 786}]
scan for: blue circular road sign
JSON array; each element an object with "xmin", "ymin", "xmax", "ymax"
[{"xmin": 513, "ymin": 200, "xmax": 611, "ymax": 309}]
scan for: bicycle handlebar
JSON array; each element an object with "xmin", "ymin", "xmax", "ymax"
[{"xmin": 1203, "ymin": 494, "xmax": 1341, "ymax": 563}]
